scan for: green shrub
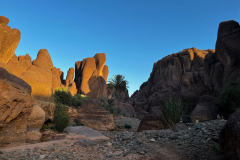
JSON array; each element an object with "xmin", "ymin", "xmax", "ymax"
[
  {"xmin": 71, "ymin": 94, "xmax": 89, "ymax": 108},
  {"xmin": 162, "ymin": 98, "xmax": 187, "ymax": 127},
  {"xmin": 54, "ymin": 88, "xmax": 72, "ymax": 106},
  {"xmin": 54, "ymin": 104, "xmax": 70, "ymax": 132},
  {"xmin": 218, "ymin": 79, "xmax": 240, "ymax": 119},
  {"xmin": 124, "ymin": 124, "xmax": 132, "ymax": 129},
  {"xmin": 4, "ymin": 31, "xmax": 7, "ymax": 34}
]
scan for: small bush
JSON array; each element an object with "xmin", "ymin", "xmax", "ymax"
[
  {"xmin": 218, "ymin": 79, "xmax": 240, "ymax": 118},
  {"xmin": 1, "ymin": 23, "xmax": 4, "ymax": 26},
  {"xmin": 54, "ymin": 104, "xmax": 70, "ymax": 132},
  {"xmin": 124, "ymin": 124, "xmax": 132, "ymax": 129},
  {"xmin": 162, "ymin": 98, "xmax": 187, "ymax": 127},
  {"xmin": 54, "ymin": 88, "xmax": 72, "ymax": 106},
  {"xmin": 4, "ymin": 31, "xmax": 7, "ymax": 34},
  {"xmin": 41, "ymin": 125, "xmax": 56, "ymax": 131}
]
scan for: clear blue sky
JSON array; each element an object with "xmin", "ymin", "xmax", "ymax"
[{"xmin": 1, "ymin": 0, "xmax": 240, "ymax": 96}]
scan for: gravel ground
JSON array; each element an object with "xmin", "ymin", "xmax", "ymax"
[{"xmin": 0, "ymin": 118, "xmax": 227, "ymax": 160}]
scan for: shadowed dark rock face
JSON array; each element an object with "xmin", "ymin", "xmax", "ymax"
[{"xmin": 131, "ymin": 20, "xmax": 240, "ymax": 135}]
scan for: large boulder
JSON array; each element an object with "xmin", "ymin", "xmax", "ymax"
[
  {"xmin": 137, "ymin": 106, "xmax": 169, "ymax": 132},
  {"xmin": 34, "ymin": 100, "xmax": 56, "ymax": 122},
  {"xmin": 0, "ymin": 69, "xmax": 34, "ymax": 144},
  {"xmin": 27, "ymin": 105, "xmax": 45, "ymax": 130},
  {"xmin": 77, "ymin": 99, "xmax": 115, "ymax": 131},
  {"xmin": 190, "ymin": 95, "xmax": 219, "ymax": 122},
  {"xmin": 0, "ymin": 67, "xmax": 31, "ymax": 94},
  {"xmin": 75, "ymin": 53, "xmax": 108, "ymax": 99},
  {"xmin": 215, "ymin": 20, "xmax": 240, "ymax": 87},
  {"xmin": 219, "ymin": 108, "xmax": 240, "ymax": 159},
  {"xmin": 115, "ymin": 102, "xmax": 136, "ymax": 117},
  {"xmin": 0, "ymin": 16, "xmax": 21, "ymax": 63}
]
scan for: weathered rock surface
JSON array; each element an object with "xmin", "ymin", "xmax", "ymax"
[
  {"xmin": 77, "ymin": 99, "xmax": 115, "ymax": 131},
  {"xmin": 219, "ymin": 107, "xmax": 240, "ymax": 159},
  {"xmin": 75, "ymin": 53, "xmax": 108, "ymax": 99},
  {"xmin": 128, "ymin": 20, "xmax": 240, "ymax": 123},
  {"xmin": 115, "ymin": 102, "xmax": 136, "ymax": 117},
  {"xmin": 0, "ymin": 72, "xmax": 34, "ymax": 144},
  {"xmin": 0, "ymin": 67, "xmax": 31, "ymax": 94},
  {"xmin": 25, "ymin": 127, "xmax": 42, "ymax": 143},
  {"xmin": 34, "ymin": 100, "xmax": 56, "ymax": 122},
  {"xmin": 0, "ymin": 16, "xmax": 21, "ymax": 63},
  {"xmin": 51, "ymin": 67, "xmax": 63, "ymax": 92},
  {"xmin": 0, "ymin": 16, "xmax": 9, "ymax": 25},
  {"xmin": 190, "ymin": 95, "xmax": 219, "ymax": 123},
  {"xmin": 137, "ymin": 107, "xmax": 169, "ymax": 132},
  {"xmin": 7, "ymin": 54, "xmax": 32, "ymax": 77},
  {"xmin": 20, "ymin": 49, "xmax": 54, "ymax": 102},
  {"xmin": 27, "ymin": 105, "xmax": 45, "ymax": 130}
]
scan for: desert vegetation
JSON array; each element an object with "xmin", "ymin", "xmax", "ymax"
[
  {"xmin": 162, "ymin": 98, "xmax": 187, "ymax": 127},
  {"xmin": 54, "ymin": 87, "xmax": 89, "ymax": 108},
  {"xmin": 218, "ymin": 79, "xmax": 240, "ymax": 119},
  {"xmin": 53, "ymin": 104, "xmax": 71, "ymax": 132}
]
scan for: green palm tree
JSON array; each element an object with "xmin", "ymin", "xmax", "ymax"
[{"xmin": 107, "ymin": 74, "xmax": 129, "ymax": 102}]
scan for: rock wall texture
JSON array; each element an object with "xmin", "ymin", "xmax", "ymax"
[
  {"xmin": 0, "ymin": 68, "xmax": 34, "ymax": 144},
  {"xmin": 75, "ymin": 53, "xmax": 109, "ymax": 99},
  {"xmin": 0, "ymin": 16, "xmax": 21, "ymax": 64},
  {"xmin": 128, "ymin": 20, "xmax": 240, "ymax": 121}
]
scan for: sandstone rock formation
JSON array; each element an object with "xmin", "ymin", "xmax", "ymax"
[
  {"xmin": 34, "ymin": 100, "xmax": 56, "ymax": 122},
  {"xmin": 0, "ymin": 68, "xmax": 34, "ymax": 144},
  {"xmin": 75, "ymin": 53, "xmax": 109, "ymax": 99},
  {"xmin": 219, "ymin": 107, "xmax": 240, "ymax": 159},
  {"xmin": 51, "ymin": 67, "xmax": 63, "ymax": 92},
  {"xmin": 77, "ymin": 99, "xmax": 115, "ymax": 131},
  {"xmin": 65, "ymin": 67, "xmax": 77, "ymax": 95},
  {"xmin": 190, "ymin": 95, "xmax": 219, "ymax": 123},
  {"xmin": 20, "ymin": 49, "xmax": 54, "ymax": 102},
  {"xmin": 25, "ymin": 127, "xmax": 42, "ymax": 143},
  {"xmin": 7, "ymin": 54, "xmax": 32, "ymax": 77},
  {"xmin": 0, "ymin": 16, "xmax": 21, "ymax": 63},
  {"xmin": 27, "ymin": 105, "xmax": 46, "ymax": 130}
]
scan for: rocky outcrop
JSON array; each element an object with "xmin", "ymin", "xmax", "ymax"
[
  {"xmin": 20, "ymin": 49, "xmax": 54, "ymax": 102},
  {"xmin": 0, "ymin": 69, "xmax": 34, "ymax": 144},
  {"xmin": 137, "ymin": 107, "xmax": 169, "ymax": 132},
  {"xmin": 77, "ymin": 99, "xmax": 115, "ymax": 131},
  {"xmin": 0, "ymin": 16, "xmax": 21, "ymax": 63},
  {"xmin": 219, "ymin": 108, "xmax": 240, "ymax": 159},
  {"xmin": 65, "ymin": 67, "xmax": 77, "ymax": 95},
  {"xmin": 75, "ymin": 53, "xmax": 109, "ymax": 99},
  {"xmin": 7, "ymin": 54, "xmax": 32, "ymax": 77},
  {"xmin": 190, "ymin": 95, "xmax": 219, "ymax": 123},
  {"xmin": 128, "ymin": 48, "xmax": 213, "ymax": 119},
  {"xmin": 51, "ymin": 67, "xmax": 63, "ymax": 92},
  {"xmin": 129, "ymin": 20, "xmax": 240, "ymax": 121}
]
